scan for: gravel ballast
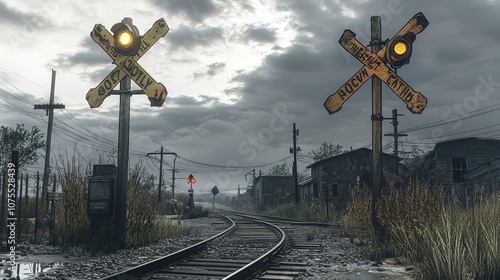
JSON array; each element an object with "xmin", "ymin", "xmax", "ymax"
[{"xmin": 1, "ymin": 216, "xmax": 416, "ymax": 279}]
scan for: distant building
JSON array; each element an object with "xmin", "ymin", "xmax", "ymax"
[
  {"xmin": 430, "ymin": 137, "xmax": 500, "ymax": 203},
  {"xmin": 463, "ymin": 156, "xmax": 500, "ymax": 200},
  {"xmin": 253, "ymin": 175, "xmax": 295, "ymax": 206},
  {"xmin": 302, "ymin": 148, "xmax": 402, "ymax": 210}
]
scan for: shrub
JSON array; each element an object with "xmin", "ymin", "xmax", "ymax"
[{"xmin": 52, "ymin": 153, "xmax": 185, "ymax": 252}]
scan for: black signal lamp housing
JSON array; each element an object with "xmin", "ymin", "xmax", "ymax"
[
  {"xmin": 386, "ymin": 32, "xmax": 416, "ymax": 69},
  {"xmin": 111, "ymin": 22, "xmax": 141, "ymax": 56}
]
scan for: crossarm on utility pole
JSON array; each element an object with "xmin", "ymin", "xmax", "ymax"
[{"xmin": 147, "ymin": 149, "xmax": 178, "ymax": 201}]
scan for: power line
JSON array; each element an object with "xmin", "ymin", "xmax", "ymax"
[
  {"xmin": 400, "ymin": 101, "xmax": 500, "ymax": 133},
  {"xmin": 0, "ymin": 66, "xmax": 49, "ymax": 90},
  {"xmin": 178, "ymin": 155, "xmax": 294, "ymax": 169}
]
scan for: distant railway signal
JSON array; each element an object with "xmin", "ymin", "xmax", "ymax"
[
  {"xmin": 186, "ymin": 174, "xmax": 196, "ymax": 208},
  {"xmin": 186, "ymin": 174, "xmax": 196, "ymax": 184}
]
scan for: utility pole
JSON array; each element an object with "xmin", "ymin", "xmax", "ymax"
[
  {"xmin": 370, "ymin": 16, "xmax": 383, "ymax": 236},
  {"xmin": 290, "ymin": 123, "xmax": 300, "ymax": 204},
  {"xmin": 384, "ymin": 109, "xmax": 407, "ymax": 175},
  {"xmin": 171, "ymin": 155, "xmax": 177, "ymax": 199},
  {"xmin": 245, "ymin": 169, "xmax": 256, "ymax": 205},
  {"xmin": 116, "ymin": 33, "xmax": 131, "ymax": 249},
  {"xmin": 159, "ymin": 146, "xmax": 163, "ymax": 202},
  {"xmin": 237, "ymin": 184, "xmax": 240, "ymax": 205},
  {"xmin": 147, "ymin": 148, "xmax": 177, "ymax": 201},
  {"xmin": 34, "ymin": 70, "xmax": 65, "ymax": 212}
]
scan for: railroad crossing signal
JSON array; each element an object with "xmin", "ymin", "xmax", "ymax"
[
  {"xmin": 324, "ymin": 12, "xmax": 429, "ymax": 114},
  {"xmin": 86, "ymin": 18, "xmax": 169, "ymax": 108}
]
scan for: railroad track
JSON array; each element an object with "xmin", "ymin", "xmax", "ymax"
[
  {"xmin": 220, "ymin": 211, "xmax": 332, "ymax": 280},
  {"xmin": 100, "ymin": 213, "xmax": 287, "ymax": 280}
]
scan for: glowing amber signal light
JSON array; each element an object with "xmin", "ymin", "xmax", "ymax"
[
  {"xmin": 118, "ymin": 32, "xmax": 133, "ymax": 47},
  {"xmin": 111, "ymin": 22, "xmax": 141, "ymax": 56},
  {"xmin": 393, "ymin": 41, "xmax": 408, "ymax": 55},
  {"xmin": 385, "ymin": 32, "xmax": 415, "ymax": 69}
]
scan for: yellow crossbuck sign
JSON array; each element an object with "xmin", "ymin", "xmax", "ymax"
[
  {"xmin": 324, "ymin": 13, "xmax": 429, "ymax": 114},
  {"xmin": 86, "ymin": 18, "xmax": 169, "ymax": 108}
]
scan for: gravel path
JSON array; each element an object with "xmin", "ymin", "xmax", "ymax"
[{"xmin": 1, "ymin": 215, "xmax": 417, "ymax": 279}]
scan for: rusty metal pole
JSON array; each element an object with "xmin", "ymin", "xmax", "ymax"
[
  {"xmin": 371, "ymin": 16, "xmax": 383, "ymax": 237},
  {"xmin": 115, "ymin": 17, "xmax": 132, "ymax": 249}
]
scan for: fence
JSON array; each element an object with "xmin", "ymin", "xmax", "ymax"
[{"xmin": 0, "ymin": 171, "xmax": 62, "ymax": 247}]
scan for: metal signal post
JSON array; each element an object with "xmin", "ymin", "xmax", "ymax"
[{"xmin": 186, "ymin": 174, "xmax": 196, "ymax": 209}]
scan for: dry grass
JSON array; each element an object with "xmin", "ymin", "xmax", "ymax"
[
  {"xmin": 344, "ymin": 182, "xmax": 500, "ymax": 279},
  {"xmin": 262, "ymin": 199, "xmax": 334, "ymax": 223},
  {"xmin": 48, "ymin": 153, "xmax": 186, "ymax": 252}
]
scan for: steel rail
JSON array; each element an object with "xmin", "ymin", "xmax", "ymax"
[
  {"xmin": 221, "ymin": 213, "xmax": 288, "ymax": 280},
  {"xmin": 218, "ymin": 209, "xmax": 333, "ymax": 227},
  {"xmin": 99, "ymin": 215, "xmax": 235, "ymax": 280}
]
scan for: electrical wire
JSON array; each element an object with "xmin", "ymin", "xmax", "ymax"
[{"xmin": 400, "ymin": 101, "xmax": 500, "ymax": 133}]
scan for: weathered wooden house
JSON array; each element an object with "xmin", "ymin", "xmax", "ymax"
[
  {"xmin": 253, "ymin": 175, "xmax": 295, "ymax": 206},
  {"xmin": 302, "ymin": 148, "xmax": 401, "ymax": 210},
  {"xmin": 463, "ymin": 156, "xmax": 500, "ymax": 198},
  {"xmin": 430, "ymin": 137, "xmax": 500, "ymax": 202}
]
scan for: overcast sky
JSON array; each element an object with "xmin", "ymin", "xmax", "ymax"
[{"xmin": 1, "ymin": 0, "xmax": 500, "ymax": 195}]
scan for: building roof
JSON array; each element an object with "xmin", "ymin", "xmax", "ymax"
[
  {"xmin": 433, "ymin": 137, "xmax": 500, "ymax": 149},
  {"xmin": 305, "ymin": 147, "xmax": 399, "ymax": 169}
]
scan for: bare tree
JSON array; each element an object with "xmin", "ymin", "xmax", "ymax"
[
  {"xmin": 268, "ymin": 162, "xmax": 291, "ymax": 176},
  {"xmin": 308, "ymin": 142, "xmax": 346, "ymax": 161}
]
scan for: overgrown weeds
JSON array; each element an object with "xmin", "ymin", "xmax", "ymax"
[
  {"xmin": 261, "ymin": 199, "xmax": 336, "ymax": 223},
  {"xmin": 51, "ymin": 152, "xmax": 185, "ymax": 252},
  {"xmin": 344, "ymin": 181, "xmax": 500, "ymax": 279}
]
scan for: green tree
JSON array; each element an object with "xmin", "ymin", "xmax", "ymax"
[
  {"xmin": 403, "ymin": 146, "xmax": 444, "ymax": 186},
  {"xmin": 268, "ymin": 162, "xmax": 291, "ymax": 176},
  {"xmin": 0, "ymin": 124, "xmax": 45, "ymax": 169},
  {"xmin": 298, "ymin": 169, "xmax": 310, "ymax": 183},
  {"xmin": 308, "ymin": 141, "xmax": 346, "ymax": 161}
]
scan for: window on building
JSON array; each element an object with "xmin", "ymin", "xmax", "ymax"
[
  {"xmin": 452, "ymin": 158, "xmax": 467, "ymax": 183},
  {"xmin": 331, "ymin": 184, "xmax": 338, "ymax": 197}
]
